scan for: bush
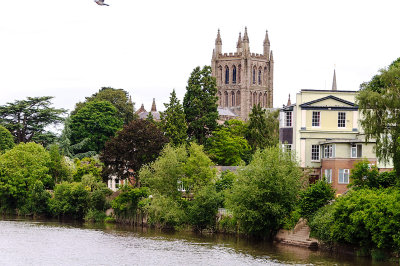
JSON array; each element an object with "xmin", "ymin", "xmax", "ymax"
[
  {"xmin": 73, "ymin": 157, "xmax": 103, "ymax": 182},
  {"xmin": 49, "ymin": 182, "xmax": 90, "ymax": 219},
  {"xmin": 187, "ymin": 185, "xmax": 223, "ymax": 232},
  {"xmin": 146, "ymin": 195, "xmax": 187, "ymax": 229},
  {"xmin": 111, "ymin": 186, "xmax": 149, "ymax": 218},
  {"xmin": 298, "ymin": 180, "xmax": 335, "ymax": 219},
  {"xmin": 350, "ymin": 160, "xmax": 396, "ymax": 189},
  {"xmin": 84, "ymin": 209, "xmax": 107, "ymax": 222},
  {"xmin": 227, "ymin": 146, "xmax": 303, "ymax": 239},
  {"xmin": 0, "ymin": 126, "xmax": 14, "ymax": 153}
]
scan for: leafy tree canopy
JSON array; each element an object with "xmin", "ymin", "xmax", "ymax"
[
  {"xmin": 0, "ymin": 125, "xmax": 14, "ymax": 153},
  {"xmin": 0, "ymin": 143, "xmax": 52, "ymax": 209},
  {"xmin": 357, "ymin": 58, "xmax": 400, "ymax": 176},
  {"xmin": 227, "ymin": 146, "xmax": 303, "ymax": 238},
  {"xmin": 246, "ymin": 105, "xmax": 279, "ymax": 151},
  {"xmin": 298, "ymin": 180, "xmax": 335, "ymax": 219},
  {"xmin": 161, "ymin": 89, "xmax": 188, "ymax": 146},
  {"xmin": 72, "ymin": 87, "xmax": 135, "ymax": 124},
  {"xmin": 206, "ymin": 120, "xmax": 251, "ymax": 165},
  {"xmin": 101, "ymin": 119, "xmax": 169, "ymax": 185},
  {"xmin": 69, "ymin": 101, "xmax": 123, "ymax": 154},
  {"xmin": 0, "ymin": 96, "xmax": 66, "ymax": 144},
  {"xmin": 183, "ymin": 66, "xmax": 219, "ymax": 145}
]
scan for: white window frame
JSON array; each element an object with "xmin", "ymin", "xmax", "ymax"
[
  {"xmin": 338, "ymin": 112, "xmax": 346, "ymax": 128},
  {"xmin": 322, "ymin": 144, "xmax": 335, "ymax": 158},
  {"xmin": 312, "ymin": 111, "xmax": 320, "ymax": 127},
  {"xmin": 285, "ymin": 111, "xmax": 292, "ymax": 127},
  {"xmin": 311, "ymin": 145, "xmax": 320, "ymax": 161},
  {"xmin": 324, "ymin": 169, "xmax": 332, "ymax": 183},
  {"xmin": 351, "ymin": 144, "xmax": 362, "ymax": 158},
  {"xmin": 338, "ymin": 169, "xmax": 350, "ymax": 184}
]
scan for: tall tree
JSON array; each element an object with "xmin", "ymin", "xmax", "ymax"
[
  {"xmin": 183, "ymin": 66, "xmax": 219, "ymax": 145},
  {"xmin": 69, "ymin": 101, "xmax": 123, "ymax": 154},
  {"xmin": 0, "ymin": 96, "xmax": 66, "ymax": 144},
  {"xmin": 161, "ymin": 89, "xmax": 188, "ymax": 146},
  {"xmin": 357, "ymin": 58, "xmax": 400, "ymax": 176},
  {"xmin": 101, "ymin": 119, "xmax": 169, "ymax": 185},
  {"xmin": 72, "ymin": 87, "xmax": 135, "ymax": 124},
  {"xmin": 246, "ymin": 105, "xmax": 279, "ymax": 151}
]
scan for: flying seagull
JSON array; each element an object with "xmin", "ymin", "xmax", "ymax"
[{"xmin": 95, "ymin": 0, "xmax": 109, "ymax": 6}]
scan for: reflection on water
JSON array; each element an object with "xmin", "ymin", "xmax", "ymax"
[{"xmin": 0, "ymin": 218, "xmax": 395, "ymax": 266}]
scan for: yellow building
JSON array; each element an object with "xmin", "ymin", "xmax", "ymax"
[{"xmin": 280, "ymin": 72, "xmax": 392, "ymax": 195}]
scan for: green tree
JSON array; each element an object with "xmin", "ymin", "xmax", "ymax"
[
  {"xmin": 0, "ymin": 143, "xmax": 52, "ymax": 210},
  {"xmin": 0, "ymin": 125, "xmax": 14, "ymax": 153},
  {"xmin": 206, "ymin": 120, "xmax": 251, "ymax": 165},
  {"xmin": 101, "ymin": 119, "xmax": 169, "ymax": 185},
  {"xmin": 72, "ymin": 87, "xmax": 135, "ymax": 124},
  {"xmin": 73, "ymin": 157, "xmax": 103, "ymax": 182},
  {"xmin": 227, "ymin": 146, "xmax": 303, "ymax": 239},
  {"xmin": 349, "ymin": 160, "xmax": 396, "ymax": 189},
  {"xmin": 0, "ymin": 96, "xmax": 66, "ymax": 144},
  {"xmin": 69, "ymin": 101, "xmax": 123, "ymax": 154},
  {"xmin": 161, "ymin": 89, "xmax": 188, "ymax": 146},
  {"xmin": 357, "ymin": 58, "xmax": 400, "ymax": 177},
  {"xmin": 140, "ymin": 143, "xmax": 216, "ymax": 197},
  {"xmin": 183, "ymin": 66, "xmax": 219, "ymax": 145},
  {"xmin": 246, "ymin": 105, "xmax": 279, "ymax": 151},
  {"xmin": 48, "ymin": 144, "xmax": 73, "ymax": 184},
  {"xmin": 298, "ymin": 180, "xmax": 335, "ymax": 219}
]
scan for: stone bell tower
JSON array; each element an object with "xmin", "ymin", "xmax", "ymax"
[{"xmin": 211, "ymin": 27, "xmax": 274, "ymax": 121}]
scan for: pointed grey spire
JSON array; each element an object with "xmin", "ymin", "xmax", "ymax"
[
  {"xmin": 332, "ymin": 69, "xmax": 337, "ymax": 91},
  {"xmin": 151, "ymin": 98, "xmax": 157, "ymax": 112},
  {"xmin": 243, "ymin": 27, "xmax": 249, "ymax": 42},
  {"xmin": 236, "ymin": 32, "xmax": 242, "ymax": 48},
  {"xmin": 215, "ymin": 29, "xmax": 222, "ymax": 45},
  {"xmin": 270, "ymin": 50, "xmax": 274, "ymax": 62},
  {"xmin": 287, "ymin": 94, "xmax": 291, "ymax": 106},
  {"xmin": 263, "ymin": 30, "xmax": 270, "ymax": 45}
]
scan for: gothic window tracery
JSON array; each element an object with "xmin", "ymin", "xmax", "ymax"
[
  {"xmin": 231, "ymin": 91, "xmax": 235, "ymax": 106},
  {"xmin": 218, "ymin": 91, "xmax": 222, "ymax": 106},
  {"xmin": 252, "ymin": 67, "xmax": 256, "ymax": 84},
  {"xmin": 258, "ymin": 68, "xmax": 262, "ymax": 85},
  {"xmin": 237, "ymin": 91, "xmax": 241, "ymax": 106},
  {"xmin": 224, "ymin": 91, "xmax": 229, "ymax": 107},
  {"xmin": 238, "ymin": 65, "xmax": 241, "ymax": 84}
]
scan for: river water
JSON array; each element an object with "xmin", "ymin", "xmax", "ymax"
[{"xmin": 0, "ymin": 218, "xmax": 395, "ymax": 266}]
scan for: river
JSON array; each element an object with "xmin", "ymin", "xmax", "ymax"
[{"xmin": 0, "ymin": 218, "xmax": 395, "ymax": 266}]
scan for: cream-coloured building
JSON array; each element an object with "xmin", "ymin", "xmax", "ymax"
[
  {"xmin": 280, "ymin": 72, "xmax": 392, "ymax": 195},
  {"xmin": 211, "ymin": 28, "xmax": 274, "ymax": 121}
]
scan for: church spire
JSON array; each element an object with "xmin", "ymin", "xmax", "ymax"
[
  {"xmin": 287, "ymin": 94, "xmax": 291, "ymax": 106},
  {"xmin": 243, "ymin": 27, "xmax": 249, "ymax": 42},
  {"xmin": 270, "ymin": 50, "xmax": 274, "ymax": 62},
  {"xmin": 242, "ymin": 27, "xmax": 250, "ymax": 54},
  {"xmin": 236, "ymin": 32, "xmax": 242, "ymax": 53},
  {"xmin": 151, "ymin": 98, "xmax": 157, "ymax": 112},
  {"xmin": 332, "ymin": 69, "xmax": 337, "ymax": 91},
  {"xmin": 263, "ymin": 30, "xmax": 270, "ymax": 57},
  {"xmin": 214, "ymin": 29, "xmax": 222, "ymax": 55}
]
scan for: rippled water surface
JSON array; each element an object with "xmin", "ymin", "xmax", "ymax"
[{"xmin": 0, "ymin": 219, "xmax": 395, "ymax": 266}]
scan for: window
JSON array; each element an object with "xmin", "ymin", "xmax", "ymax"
[
  {"xmin": 311, "ymin": 145, "xmax": 320, "ymax": 161},
  {"xmin": 338, "ymin": 169, "xmax": 350, "ymax": 184},
  {"xmin": 253, "ymin": 68, "xmax": 256, "ymax": 84},
  {"xmin": 225, "ymin": 66, "xmax": 229, "ymax": 84},
  {"xmin": 115, "ymin": 178, "xmax": 120, "ymax": 188},
  {"xmin": 283, "ymin": 144, "xmax": 292, "ymax": 153},
  {"xmin": 285, "ymin": 112, "xmax": 292, "ymax": 127},
  {"xmin": 312, "ymin": 111, "xmax": 320, "ymax": 127},
  {"xmin": 258, "ymin": 70, "xmax": 262, "ymax": 85},
  {"xmin": 351, "ymin": 144, "xmax": 362, "ymax": 158},
  {"xmin": 338, "ymin": 112, "xmax": 346, "ymax": 128},
  {"xmin": 231, "ymin": 91, "xmax": 235, "ymax": 106},
  {"xmin": 322, "ymin": 144, "xmax": 335, "ymax": 158},
  {"xmin": 232, "ymin": 66, "xmax": 237, "ymax": 84},
  {"xmin": 324, "ymin": 169, "xmax": 332, "ymax": 183},
  {"xmin": 224, "ymin": 91, "xmax": 228, "ymax": 107}
]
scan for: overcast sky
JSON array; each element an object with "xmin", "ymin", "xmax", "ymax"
[{"xmin": 1, "ymin": 0, "xmax": 399, "ymax": 114}]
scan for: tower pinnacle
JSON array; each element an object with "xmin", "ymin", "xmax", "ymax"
[{"xmin": 332, "ymin": 69, "xmax": 337, "ymax": 91}]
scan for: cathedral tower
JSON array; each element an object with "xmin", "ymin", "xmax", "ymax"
[{"xmin": 211, "ymin": 28, "xmax": 274, "ymax": 121}]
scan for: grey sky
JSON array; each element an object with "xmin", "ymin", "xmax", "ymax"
[{"xmin": 1, "ymin": 0, "xmax": 399, "ymax": 114}]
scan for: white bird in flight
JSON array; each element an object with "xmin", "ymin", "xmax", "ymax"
[{"xmin": 95, "ymin": 0, "xmax": 109, "ymax": 6}]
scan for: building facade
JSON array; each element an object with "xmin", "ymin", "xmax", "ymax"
[
  {"xmin": 280, "ymin": 73, "xmax": 392, "ymax": 195},
  {"xmin": 211, "ymin": 28, "xmax": 274, "ymax": 121}
]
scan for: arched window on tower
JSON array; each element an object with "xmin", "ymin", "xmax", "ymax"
[
  {"xmin": 237, "ymin": 91, "xmax": 241, "ymax": 106},
  {"xmin": 252, "ymin": 67, "xmax": 256, "ymax": 84},
  {"xmin": 231, "ymin": 91, "xmax": 235, "ymax": 106},
  {"xmin": 258, "ymin": 69, "xmax": 262, "ymax": 85},
  {"xmin": 218, "ymin": 91, "xmax": 222, "ymax": 106},
  {"xmin": 225, "ymin": 66, "xmax": 229, "ymax": 84},
  {"xmin": 259, "ymin": 92, "xmax": 263, "ymax": 107},
  {"xmin": 218, "ymin": 66, "xmax": 223, "ymax": 84},
  {"xmin": 232, "ymin": 65, "xmax": 237, "ymax": 84},
  {"xmin": 238, "ymin": 65, "xmax": 241, "ymax": 84},
  {"xmin": 264, "ymin": 92, "xmax": 268, "ymax": 107},
  {"xmin": 253, "ymin": 92, "xmax": 257, "ymax": 106},
  {"xmin": 224, "ymin": 91, "xmax": 229, "ymax": 107}
]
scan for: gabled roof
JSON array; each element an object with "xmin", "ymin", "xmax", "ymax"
[{"xmin": 299, "ymin": 95, "xmax": 358, "ymax": 110}]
